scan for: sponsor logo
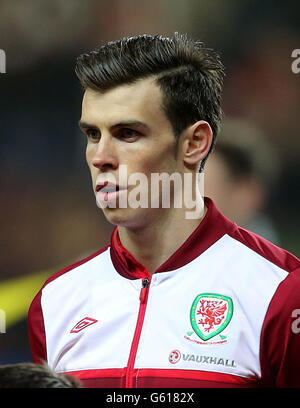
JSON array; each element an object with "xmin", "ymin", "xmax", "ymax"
[
  {"xmin": 168, "ymin": 349, "xmax": 236, "ymax": 367},
  {"xmin": 70, "ymin": 317, "xmax": 98, "ymax": 333},
  {"xmin": 185, "ymin": 293, "xmax": 233, "ymax": 345},
  {"xmin": 169, "ymin": 350, "xmax": 181, "ymax": 364}
]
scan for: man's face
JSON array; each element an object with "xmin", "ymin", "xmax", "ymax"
[{"xmin": 80, "ymin": 77, "xmax": 182, "ymax": 228}]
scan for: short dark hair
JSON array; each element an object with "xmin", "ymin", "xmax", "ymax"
[
  {"xmin": 75, "ymin": 33, "xmax": 225, "ymax": 170},
  {"xmin": 211, "ymin": 118, "xmax": 280, "ymax": 190},
  {"xmin": 214, "ymin": 143, "xmax": 254, "ymax": 182},
  {"xmin": 0, "ymin": 363, "xmax": 82, "ymax": 388}
]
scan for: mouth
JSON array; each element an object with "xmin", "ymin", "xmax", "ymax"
[
  {"xmin": 96, "ymin": 181, "xmax": 121, "ymax": 193},
  {"xmin": 95, "ymin": 181, "xmax": 127, "ymax": 204}
]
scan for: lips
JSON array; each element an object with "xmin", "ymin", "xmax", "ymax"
[
  {"xmin": 95, "ymin": 181, "xmax": 127, "ymax": 196},
  {"xmin": 96, "ymin": 181, "xmax": 120, "ymax": 193}
]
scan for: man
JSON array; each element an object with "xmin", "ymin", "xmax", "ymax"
[
  {"xmin": 204, "ymin": 118, "xmax": 280, "ymax": 244},
  {"xmin": 28, "ymin": 34, "xmax": 300, "ymax": 388}
]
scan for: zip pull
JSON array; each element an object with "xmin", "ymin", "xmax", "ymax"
[{"xmin": 139, "ymin": 277, "xmax": 150, "ymax": 303}]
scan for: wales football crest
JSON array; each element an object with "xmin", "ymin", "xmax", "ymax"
[{"xmin": 190, "ymin": 293, "xmax": 233, "ymax": 341}]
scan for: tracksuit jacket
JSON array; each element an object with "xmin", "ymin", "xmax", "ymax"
[{"xmin": 28, "ymin": 198, "xmax": 300, "ymax": 387}]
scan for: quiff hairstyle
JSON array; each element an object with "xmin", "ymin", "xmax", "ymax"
[{"xmin": 75, "ymin": 33, "xmax": 225, "ymax": 170}]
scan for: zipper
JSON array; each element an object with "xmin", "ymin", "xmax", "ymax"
[
  {"xmin": 139, "ymin": 277, "xmax": 150, "ymax": 303},
  {"xmin": 125, "ymin": 277, "xmax": 150, "ymax": 388}
]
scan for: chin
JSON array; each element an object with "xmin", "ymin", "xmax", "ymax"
[
  {"xmin": 101, "ymin": 207, "xmax": 134, "ymax": 227},
  {"xmin": 102, "ymin": 207, "xmax": 150, "ymax": 229}
]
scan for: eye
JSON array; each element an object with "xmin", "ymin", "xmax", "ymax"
[
  {"xmin": 86, "ymin": 128, "xmax": 100, "ymax": 142},
  {"xmin": 117, "ymin": 128, "xmax": 140, "ymax": 141}
]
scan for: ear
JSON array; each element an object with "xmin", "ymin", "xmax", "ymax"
[{"xmin": 182, "ymin": 121, "xmax": 213, "ymax": 170}]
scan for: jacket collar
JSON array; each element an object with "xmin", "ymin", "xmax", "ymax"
[{"xmin": 110, "ymin": 197, "xmax": 236, "ymax": 279}]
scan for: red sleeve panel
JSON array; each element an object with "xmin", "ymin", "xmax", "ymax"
[
  {"xmin": 260, "ymin": 267, "xmax": 300, "ymax": 387},
  {"xmin": 27, "ymin": 289, "xmax": 47, "ymax": 364}
]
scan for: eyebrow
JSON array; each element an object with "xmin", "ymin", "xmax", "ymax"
[
  {"xmin": 78, "ymin": 120, "xmax": 98, "ymax": 130},
  {"xmin": 78, "ymin": 120, "xmax": 150, "ymax": 131}
]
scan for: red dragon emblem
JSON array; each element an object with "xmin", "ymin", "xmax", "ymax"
[{"xmin": 196, "ymin": 299, "xmax": 227, "ymax": 332}]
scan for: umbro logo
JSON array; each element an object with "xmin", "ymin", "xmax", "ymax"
[{"xmin": 70, "ymin": 317, "xmax": 98, "ymax": 333}]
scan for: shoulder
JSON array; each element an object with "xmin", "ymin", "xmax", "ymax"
[
  {"xmin": 259, "ymin": 267, "xmax": 300, "ymax": 386},
  {"xmin": 264, "ymin": 266, "xmax": 300, "ymax": 320},
  {"xmin": 28, "ymin": 244, "xmax": 110, "ymax": 314},
  {"xmin": 28, "ymin": 245, "xmax": 110, "ymax": 363},
  {"xmin": 42, "ymin": 244, "xmax": 110, "ymax": 289},
  {"xmin": 227, "ymin": 224, "xmax": 300, "ymax": 273},
  {"xmin": 227, "ymin": 226, "xmax": 300, "ymax": 387}
]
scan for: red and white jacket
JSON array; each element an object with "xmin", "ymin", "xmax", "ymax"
[{"xmin": 28, "ymin": 198, "xmax": 300, "ymax": 388}]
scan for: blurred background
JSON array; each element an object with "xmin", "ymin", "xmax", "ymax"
[{"xmin": 0, "ymin": 0, "xmax": 299, "ymax": 363}]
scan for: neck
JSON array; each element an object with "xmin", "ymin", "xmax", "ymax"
[{"xmin": 117, "ymin": 201, "xmax": 207, "ymax": 275}]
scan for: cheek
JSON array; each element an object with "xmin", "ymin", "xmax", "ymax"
[
  {"xmin": 85, "ymin": 145, "xmax": 93, "ymax": 164},
  {"xmin": 151, "ymin": 155, "xmax": 178, "ymax": 175},
  {"xmin": 86, "ymin": 147, "xmax": 95, "ymax": 169},
  {"xmin": 139, "ymin": 144, "xmax": 178, "ymax": 174},
  {"xmin": 85, "ymin": 151, "xmax": 97, "ymax": 182}
]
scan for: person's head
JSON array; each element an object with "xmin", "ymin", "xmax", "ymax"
[
  {"xmin": 75, "ymin": 33, "xmax": 224, "ymax": 226},
  {"xmin": 204, "ymin": 118, "xmax": 280, "ymax": 225},
  {"xmin": 0, "ymin": 362, "xmax": 82, "ymax": 388}
]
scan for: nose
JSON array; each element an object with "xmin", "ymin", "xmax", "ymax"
[{"xmin": 90, "ymin": 133, "xmax": 118, "ymax": 171}]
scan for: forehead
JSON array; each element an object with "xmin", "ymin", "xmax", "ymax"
[{"xmin": 81, "ymin": 77, "xmax": 168, "ymax": 128}]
